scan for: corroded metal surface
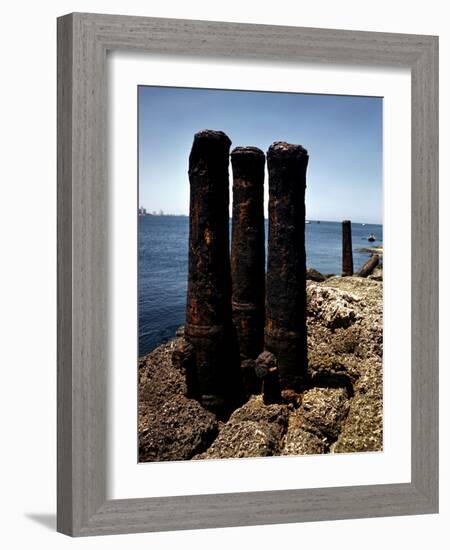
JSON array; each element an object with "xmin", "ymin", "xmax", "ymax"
[
  {"xmin": 255, "ymin": 350, "xmax": 281, "ymax": 404},
  {"xmin": 265, "ymin": 142, "xmax": 309, "ymax": 390},
  {"xmin": 240, "ymin": 359, "xmax": 261, "ymax": 398},
  {"xmin": 185, "ymin": 130, "xmax": 240, "ymax": 412},
  {"xmin": 342, "ymin": 220, "xmax": 354, "ymax": 276},
  {"xmin": 357, "ymin": 254, "xmax": 380, "ymax": 277},
  {"xmin": 171, "ymin": 339, "xmax": 197, "ymax": 397},
  {"xmin": 231, "ymin": 146, "xmax": 266, "ymax": 370}
]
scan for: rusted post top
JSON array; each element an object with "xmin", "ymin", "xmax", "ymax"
[
  {"xmin": 230, "ymin": 145, "xmax": 265, "ymax": 371},
  {"xmin": 267, "ymin": 141, "xmax": 308, "ymax": 157},
  {"xmin": 230, "ymin": 147, "xmax": 265, "ymax": 187},
  {"xmin": 188, "ymin": 129, "xmax": 232, "ymax": 183},
  {"xmin": 189, "ymin": 128, "xmax": 231, "ymax": 149},
  {"xmin": 231, "ymin": 145, "xmax": 264, "ymax": 154},
  {"xmin": 342, "ymin": 220, "xmax": 354, "ymax": 277},
  {"xmin": 265, "ymin": 141, "xmax": 309, "ymax": 392},
  {"xmin": 230, "ymin": 146, "xmax": 265, "ymax": 181},
  {"xmin": 231, "ymin": 145, "xmax": 265, "ymax": 159}
]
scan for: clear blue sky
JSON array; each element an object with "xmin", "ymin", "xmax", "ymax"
[{"xmin": 138, "ymin": 86, "xmax": 382, "ymax": 224}]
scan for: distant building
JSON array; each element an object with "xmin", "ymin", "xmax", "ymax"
[{"xmin": 138, "ymin": 206, "xmax": 147, "ymax": 216}]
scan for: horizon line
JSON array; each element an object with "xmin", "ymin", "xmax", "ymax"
[{"xmin": 139, "ymin": 212, "xmax": 383, "ymax": 225}]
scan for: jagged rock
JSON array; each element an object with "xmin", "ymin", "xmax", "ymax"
[
  {"xmin": 368, "ymin": 267, "xmax": 383, "ymax": 281},
  {"xmin": 331, "ymin": 326, "xmax": 360, "ymax": 355},
  {"xmin": 228, "ymin": 395, "xmax": 288, "ymax": 442},
  {"xmin": 332, "ymin": 356, "xmax": 383, "ymax": 453},
  {"xmin": 194, "ymin": 420, "xmax": 277, "ymax": 459},
  {"xmin": 195, "ymin": 395, "xmax": 288, "ymax": 459},
  {"xmin": 282, "ymin": 426, "xmax": 327, "ymax": 455},
  {"xmin": 332, "ymin": 393, "xmax": 383, "ymax": 453},
  {"xmin": 300, "ymin": 387, "xmax": 349, "ymax": 440},
  {"xmin": 307, "ymin": 342, "xmax": 358, "ymax": 395},
  {"xmin": 306, "ymin": 268, "xmax": 326, "ymax": 282},
  {"xmin": 139, "ymin": 342, "xmax": 187, "ymax": 408},
  {"xmin": 314, "ymin": 278, "xmax": 383, "ymax": 360},
  {"xmin": 280, "ymin": 387, "xmax": 349, "ymax": 455},
  {"xmin": 321, "ymin": 276, "xmax": 382, "ymax": 312},
  {"xmin": 307, "ymin": 284, "xmax": 363, "ymax": 330},
  {"xmin": 139, "ymin": 394, "xmax": 218, "ymax": 461},
  {"xmin": 139, "ymin": 340, "xmax": 218, "ymax": 461}
]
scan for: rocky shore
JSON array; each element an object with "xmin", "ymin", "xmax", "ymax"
[{"xmin": 139, "ymin": 273, "xmax": 383, "ymax": 461}]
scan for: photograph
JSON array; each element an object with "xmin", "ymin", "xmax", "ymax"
[{"xmin": 137, "ymin": 85, "xmax": 383, "ymax": 462}]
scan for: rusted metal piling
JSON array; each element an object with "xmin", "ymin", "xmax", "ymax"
[
  {"xmin": 185, "ymin": 129, "xmax": 239, "ymax": 413},
  {"xmin": 357, "ymin": 253, "xmax": 380, "ymax": 277},
  {"xmin": 265, "ymin": 141, "xmax": 309, "ymax": 391},
  {"xmin": 230, "ymin": 146, "xmax": 266, "ymax": 370},
  {"xmin": 255, "ymin": 351, "xmax": 281, "ymax": 404},
  {"xmin": 342, "ymin": 220, "xmax": 354, "ymax": 276}
]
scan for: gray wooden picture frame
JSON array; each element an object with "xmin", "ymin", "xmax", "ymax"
[{"xmin": 57, "ymin": 12, "xmax": 439, "ymax": 537}]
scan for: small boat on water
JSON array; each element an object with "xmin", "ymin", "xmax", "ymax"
[
  {"xmin": 305, "ymin": 220, "xmax": 311, "ymax": 224},
  {"xmin": 367, "ymin": 233, "xmax": 376, "ymax": 242}
]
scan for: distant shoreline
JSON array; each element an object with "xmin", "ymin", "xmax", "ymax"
[{"xmin": 139, "ymin": 214, "xmax": 383, "ymax": 225}]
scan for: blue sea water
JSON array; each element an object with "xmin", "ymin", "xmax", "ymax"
[{"xmin": 139, "ymin": 216, "xmax": 382, "ymax": 356}]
